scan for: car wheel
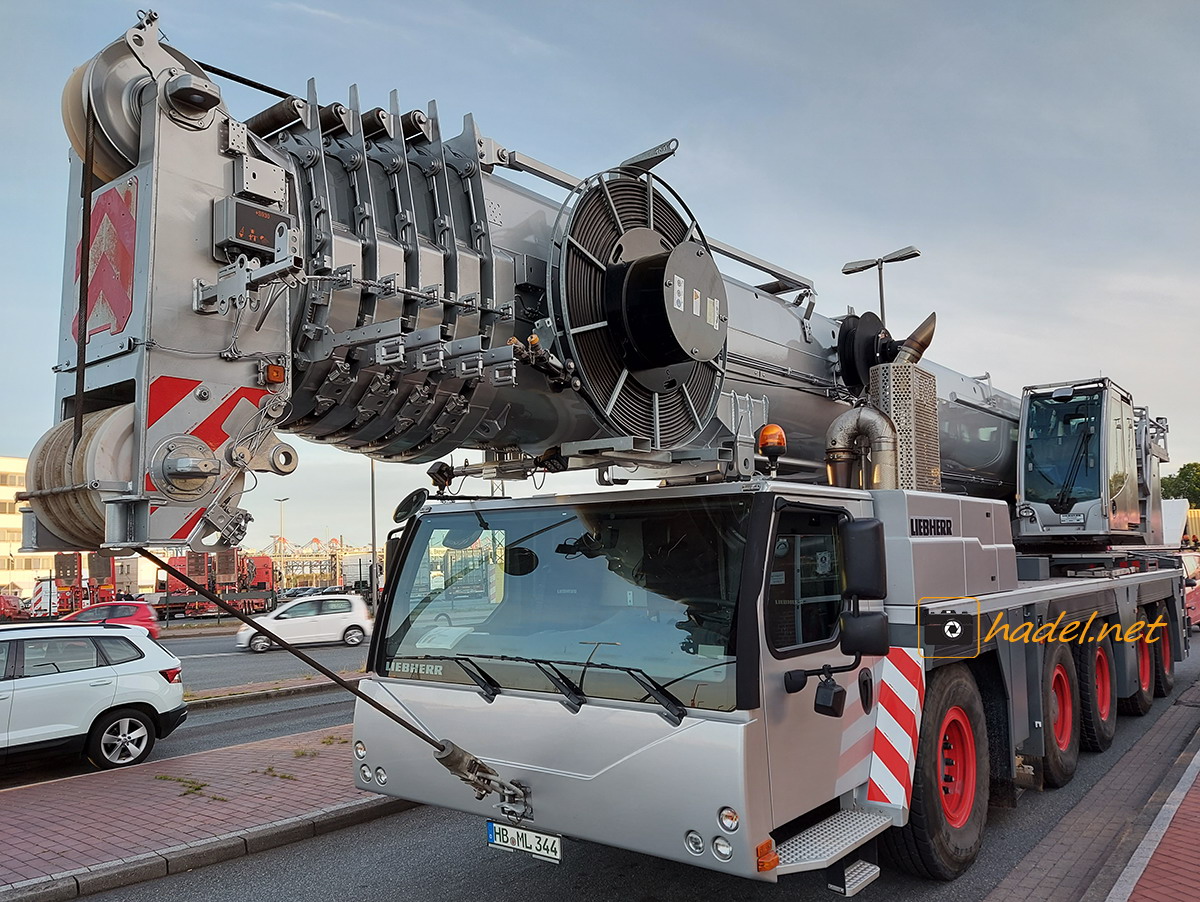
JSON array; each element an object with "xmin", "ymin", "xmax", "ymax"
[
  {"xmin": 343, "ymin": 626, "xmax": 365, "ymax": 646},
  {"xmin": 87, "ymin": 708, "xmax": 156, "ymax": 769},
  {"xmin": 250, "ymin": 634, "xmax": 271, "ymax": 653}
]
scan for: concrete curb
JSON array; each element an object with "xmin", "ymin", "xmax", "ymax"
[
  {"xmin": 1, "ymin": 797, "xmax": 417, "ymax": 901},
  {"xmin": 185, "ymin": 676, "xmax": 361, "ymax": 710}
]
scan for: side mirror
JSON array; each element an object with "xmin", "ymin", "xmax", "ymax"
[
  {"xmin": 839, "ymin": 518, "xmax": 887, "ymax": 600},
  {"xmin": 393, "ymin": 489, "xmax": 429, "ymax": 524},
  {"xmin": 840, "ymin": 611, "xmax": 890, "ymax": 657},
  {"xmin": 1186, "ymin": 578, "xmax": 1197, "ymax": 588}
]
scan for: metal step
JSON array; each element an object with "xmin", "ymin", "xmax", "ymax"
[
  {"xmin": 775, "ymin": 809, "xmax": 894, "ymax": 873},
  {"xmin": 829, "ymin": 858, "xmax": 882, "ymax": 897}
]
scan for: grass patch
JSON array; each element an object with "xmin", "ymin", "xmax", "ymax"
[
  {"xmin": 320, "ymin": 735, "xmax": 349, "ymax": 746},
  {"xmin": 293, "ymin": 748, "xmax": 319, "ymax": 759},
  {"xmin": 155, "ymin": 774, "xmax": 227, "ymax": 800},
  {"xmin": 254, "ymin": 765, "xmax": 298, "ymax": 781}
]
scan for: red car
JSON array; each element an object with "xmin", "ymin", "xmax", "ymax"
[
  {"xmin": 1180, "ymin": 551, "xmax": 1200, "ymax": 631},
  {"xmin": 61, "ymin": 601, "xmax": 160, "ymax": 638},
  {"xmin": 0, "ymin": 594, "xmax": 27, "ymax": 621}
]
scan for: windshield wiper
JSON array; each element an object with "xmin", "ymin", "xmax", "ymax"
[
  {"xmin": 1051, "ymin": 427, "xmax": 1093, "ymax": 514},
  {"xmin": 390, "ymin": 654, "xmax": 502, "ymax": 703},
  {"xmin": 390, "ymin": 651, "xmax": 687, "ymax": 725},
  {"xmin": 480, "ymin": 654, "xmax": 685, "ymax": 725}
]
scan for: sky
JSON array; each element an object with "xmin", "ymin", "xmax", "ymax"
[{"xmin": 1, "ymin": 1, "xmax": 1197, "ymax": 551}]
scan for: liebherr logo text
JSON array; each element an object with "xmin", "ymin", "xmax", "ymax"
[
  {"xmin": 910, "ymin": 518, "xmax": 954, "ymax": 536},
  {"xmin": 397, "ymin": 662, "xmax": 443, "ymax": 675}
]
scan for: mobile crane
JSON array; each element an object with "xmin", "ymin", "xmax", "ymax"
[{"xmin": 21, "ymin": 12, "xmax": 1187, "ymax": 895}]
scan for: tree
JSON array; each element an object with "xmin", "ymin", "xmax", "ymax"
[{"xmin": 1161, "ymin": 462, "xmax": 1200, "ymax": 508}]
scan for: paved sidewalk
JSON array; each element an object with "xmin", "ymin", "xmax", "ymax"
[
  {"xmin": 1106, "ymin": 739, "xmax": 1200, "ymax": 902},
  {"xmin": 987, "ymin": 674, "xmax": 1200, "ymax": 902},
  {"xmin": 0, "ymin": 724, "xmax": 414, "ymax": 901}
]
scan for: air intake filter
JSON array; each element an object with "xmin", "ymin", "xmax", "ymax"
[{"xmin": 551, "ymin": 171, "xmax": 727, "ymax": 450}]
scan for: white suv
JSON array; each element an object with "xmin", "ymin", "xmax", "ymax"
[
  {"xmin": 0, "ymin": 622, "xmax": 186, "ymax": 769},
  {"xmin": 235, "ymin": 594, "xmax": 373, "ymax": 652}
]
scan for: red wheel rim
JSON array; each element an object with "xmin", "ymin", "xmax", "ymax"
[
  {"xmin": 1051, "ymin": 663, "xmax": 1073, "ymax": 751},
  {"xmin": 1094, "ymin": 645, "xmax": 1112, "ymax": 722},
  {"xmin": 1137, "ymin": 634, "xmax": 1152, "ymax": 692},
  {"xmin": 938, "ymin": 706, "xmax": 976, "ymax": 829}
]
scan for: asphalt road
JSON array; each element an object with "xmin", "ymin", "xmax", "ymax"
[
  {"xmin": 0, "ymin": 692, "xmax": 355, "ymax": 790},
  {"xmin": 90, "ymin": 652, "xmax": 1200, "ymax": 902},
  {"xmin": 160, "ymin": 634, "xmax": 368, "ymax": 690}
]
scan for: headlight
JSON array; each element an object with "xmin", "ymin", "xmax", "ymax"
[
  {"xmin": 718, "ymin": 807, "xmax": 740, "ymax": 832},
  {"xmin": 359, "ymin": 764, "xmax": 373, "ymax": 782},
  {"xmin": 684, "ymin": 831, "xmax": 704, "ymax": 856},
  {"xmin": 712, "ymin": 836, "xmax": 734, "ymax": 860},
  {"xmin": 353, "ymin": 741, "xmax": 367, "ymax": 760}
]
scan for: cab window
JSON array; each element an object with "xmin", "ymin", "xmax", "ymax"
[
  {"xmin": 20, "ymin": 638, "xmax": 103, "ymax": 675},
  {"xmin": 765, "ymin": 509, "xmax": 844, "ymax": 653},
  {"xmin": 279, "ymin": 600, "xmax": 319, "ymax": 619}
]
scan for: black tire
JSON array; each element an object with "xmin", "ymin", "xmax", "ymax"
[
  {"xmin": 1041, "ymin": 643, "xmax": 1080, "ymax": 787},
  {"xmin": 87, "ymin": 708, "xmax": 156, "ymax": 769},
  {"xmin": 343, "ymin": 626, "xmax": 365, "ymax": 646},
  {"xmin": 1118, "ymin": 615, "xmax": 1155, "ymax": 716},
  {"xmin": 880, "ymin": 663, "xmax": 989, "ymax": 880},
  {"xmin": 250, "ymin": 633, "xmax": 271, "ymax": 653},
  {"xmin": 1150, "ymin": 603, "xmax": 1175, "ymax": 698},
  {"xmin": 1072, "ymin": 634, "xmax": 1117, "ymax": 753}
]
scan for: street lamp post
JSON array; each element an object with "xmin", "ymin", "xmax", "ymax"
[
  {"xmin": 369, "ymin": 459, "xmax": 378, "ymax": 609},
  {"xmin": 273, "ymin": 497, "xmax": 288, "ymax": 561},
  {"xmin": 841, "ymin": 246, "xmax": 921, "ymax": 329}
]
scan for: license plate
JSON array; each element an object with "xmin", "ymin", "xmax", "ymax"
[
  {"xmin": 1061, "ymin": 513, "xmax": 1085, "ymax": 524},
  {"xmin": 487, "ymin": 821, "xmax": 562, "ymax": 864}
]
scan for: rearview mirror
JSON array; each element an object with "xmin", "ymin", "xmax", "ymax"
[
  {"xmin": 839, "ymin": 518, "xmax": 888, "ymax": 600},
  {"xmin": 840, "ymin": 611, "xmax": 890, "ymax": 657}
]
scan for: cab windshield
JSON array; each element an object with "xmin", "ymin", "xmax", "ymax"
[
  {"xmin": 380, "ymin": 495, "xmax": 753, "ymax": 712},
  {"xmin": 1024, "ymin": 389, "xmax": 1102, "ymax": 511}
]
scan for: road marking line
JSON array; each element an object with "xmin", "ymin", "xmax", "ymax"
[{"xmin": 178, "ymin": 653, "xmax": 242, "ymax": 658}]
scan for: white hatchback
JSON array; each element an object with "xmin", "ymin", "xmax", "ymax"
[
  {"xmin": 235, "ymin": 594, "xmax": 373, "ymax": 653},
  {"xmin": 0, "ymin": 622, "xmax": 186, "ymax": 769}
]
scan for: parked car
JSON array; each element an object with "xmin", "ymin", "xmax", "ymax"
[
  {"xmin": 61, "ymin": 600, "xmax": 160, "ymax": 639},
  {"xmin": 0, "ymin": 594, "xmax": 28, "ymax": 622},
  {"xmin": 0, "ymin": 622, "xmax": 186, "ymax": 768},
  {"xmin": 280, "ymin": 587, "xmax": 313, "ymax": 599},
  {"xmin": 235, "ymin": 594, "xmax": 372, "ymax": 653}
]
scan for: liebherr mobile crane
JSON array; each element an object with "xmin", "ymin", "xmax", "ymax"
[{"xmin": 21, "ymin": 12, "xmax": 1187, "ymax": 895}]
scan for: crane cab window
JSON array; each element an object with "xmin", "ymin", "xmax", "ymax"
[{"xmin": 766, "ymin": 510, "xmax": 843, "ymax": 653}]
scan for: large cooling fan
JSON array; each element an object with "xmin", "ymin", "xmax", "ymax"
[{"xmin": 551, "ymin": 171, "xmax": 728, "ymax": 450}]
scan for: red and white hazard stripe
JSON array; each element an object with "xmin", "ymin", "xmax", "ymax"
[{"xmin": 866, "ymin": 647, "xmax": 926, "ymax": 815}]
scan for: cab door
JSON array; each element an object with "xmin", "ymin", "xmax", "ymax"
[
  {"xmin": 318, "ymin": 597, "xmax": 354, "ymax": 642},
  {"xmin": 271, "ymin": 598, "xmax": 323, "ymax": 644},
  {"xmin": 759, "ymin": 505, "xmax": 873, "ymax": 825},
  {"xmin": 10, "ymin": 637, "xmax": 117, "ymax": 748}
]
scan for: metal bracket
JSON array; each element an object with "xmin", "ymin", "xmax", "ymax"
[{"xmin": 619, "ymin": 138, "xmax": 679, "ymax": 173}]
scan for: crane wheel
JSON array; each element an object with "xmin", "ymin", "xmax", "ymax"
[
  {"xmin": 1118, "ymin": 610, "xmax": 1156, "ymax": 716},
  {"xmin": 1073, "ymin": 634, "xmax": 1117, "ymax": 753},
  {"xmin": 1041, "ymin": 643, "xmax": 1080, "ymax": 787},
  {"xmin": 1149, "ymin": 602, "xmax": 1175, "ymax": 698},
  {"xmin": 880, "ymin": 663, "xmax": 989, "ymax": 880}
]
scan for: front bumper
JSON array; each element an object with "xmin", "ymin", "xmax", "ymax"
[{"xmin": 157, "ymin": 704, "xmax": 188, "ymax": 738}]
